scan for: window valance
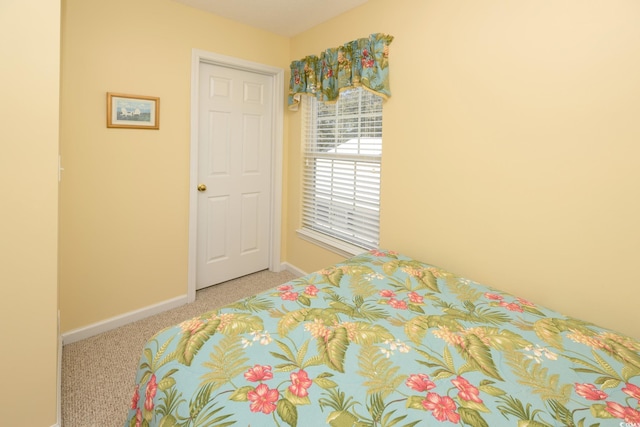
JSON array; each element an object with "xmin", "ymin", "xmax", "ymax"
[{"xmin": 288, "ymin": 33, "xmax": 393, "ymax": 111}]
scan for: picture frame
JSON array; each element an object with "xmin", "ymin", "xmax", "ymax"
[{"xmin": 107, "ymin": 93, "xmax": 159, "ymax": 129}]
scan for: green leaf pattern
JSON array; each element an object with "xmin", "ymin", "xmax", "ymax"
[{"xmin": 126, "ymin": 250, "xmax": 640, "ymax": 426}]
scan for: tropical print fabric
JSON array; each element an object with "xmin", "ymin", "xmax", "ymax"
[
  {"xmin": 288, "ymin": 33, "xmax": 393, "ymax": 111},
  {"xmin": 125, "ymin": 250, "xmax": 640, "ymax": 427}
]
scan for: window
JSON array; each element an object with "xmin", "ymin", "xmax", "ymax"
[{"xmin": 298, "ymin": 87, "xmax": 383, "ymax": 255}]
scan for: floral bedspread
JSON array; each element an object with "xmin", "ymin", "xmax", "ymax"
[{"xmin": 126, "ymin": 250, "xmax": 640, "ymax": 426}]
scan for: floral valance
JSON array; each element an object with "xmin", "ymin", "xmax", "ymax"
[{"xmin": 288, "ymin": 33, "xmax": 394, "ymax": 111}]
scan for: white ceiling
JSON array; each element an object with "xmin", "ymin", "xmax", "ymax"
[{"xmin": 172, "ymin": 0, "xmax": 369, "ymax": 37}]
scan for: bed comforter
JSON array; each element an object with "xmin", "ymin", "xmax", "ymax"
[{"xmin": 126, "ymin": 250, "xmax": 640, "ymax": 426}]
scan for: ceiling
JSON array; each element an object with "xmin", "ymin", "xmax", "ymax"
[{"xmin": 172, "ymin": 0, "xmax": 369, "ymax": 37}]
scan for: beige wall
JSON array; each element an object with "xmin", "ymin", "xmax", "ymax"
[
  {"xmin": 0, "ymin": 1, "xmax": 60, "ymax": 425},
  {"xmin": 59, "ymin": 0, "xmax": 640, "ymax": 340},
  {"xmin": 286, "ymin": 0, "xmax": 640, "ymax": 339},
  {"xmin": 59, "ymin": 0, "xmax": 289, "ymax": 332},
  {"xmin": 16, "ymin": 0, "xmax": 640, "ymax": 424}
]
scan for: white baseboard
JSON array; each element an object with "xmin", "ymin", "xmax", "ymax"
[
  {"xmin": 280, "ymin": 262, "xmax": 307, "ymax": 278},
  {"xmin": 62, "ymin": 295, "xmax": 189, "ymax": 345},
  {"xmin": 62, "ymin": 266, "xmax": 303, "ymax": 346}
]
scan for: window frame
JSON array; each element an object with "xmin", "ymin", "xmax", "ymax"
[{"xmin": 296, "ymin": 87, "xmax": 383, "ymax": 256}]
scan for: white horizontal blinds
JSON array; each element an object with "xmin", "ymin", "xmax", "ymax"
[{"xmin": 302, "ymin": 87, "xmax": 383, "ymax": 249}]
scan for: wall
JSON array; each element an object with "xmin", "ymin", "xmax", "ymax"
[
  {"xmin": 286, "ymin": 0, "xmax": 640, "ymax": 338},
  {"xmin": 0, "ymin": 1, "xmax": 60, "ymax": 425},
  {"xmin": 59, "ymin": 0, "xmax": 289, "ymax": 332}
]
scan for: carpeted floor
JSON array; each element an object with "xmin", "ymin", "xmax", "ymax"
[{"xmin": 61, "ymin": 269, "xmax": 297, "ymax": 427}]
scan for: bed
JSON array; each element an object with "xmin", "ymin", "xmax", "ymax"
[{"xmin": 126, "ymin": 250, "xmax": 640, "ymax": 426}]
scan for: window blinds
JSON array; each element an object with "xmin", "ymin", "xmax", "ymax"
[{"xmin": 301, "ymin": 87, "xmax": 383, "ymax": 250}]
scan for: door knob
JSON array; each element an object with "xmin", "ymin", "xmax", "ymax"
[{"xmin": 197, "ymin": 184, "xmax": 207, "ymax": 192}]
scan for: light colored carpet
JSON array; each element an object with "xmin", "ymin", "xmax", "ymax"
[{"xmin": 61, "ymin": 269, "xmax": 297, "ymax": 427}]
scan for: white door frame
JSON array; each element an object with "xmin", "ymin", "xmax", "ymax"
[{"xmin": 187, "ymin": 49, "xmax": 284, "ymax": 303}]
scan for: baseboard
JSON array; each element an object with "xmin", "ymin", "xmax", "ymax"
[
  {"xmin": 62, "ymin": 295, "xmax": 189, "ymax": 345},
  {"xmin": 280, "ymin": 262, "xmax": 307, "ymax": 278},
  {"xmin": 62, "ymin": 266, "xmax": 302, "ymax": 346}
]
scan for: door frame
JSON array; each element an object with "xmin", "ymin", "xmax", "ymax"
[{"xmin": 187, "ymin": 48, "xmax": 284, "ymax": 303}]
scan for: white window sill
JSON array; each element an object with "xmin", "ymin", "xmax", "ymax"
[{"xmin": 296, "ymin": 228, "xmax": 367, "ymax": 259}]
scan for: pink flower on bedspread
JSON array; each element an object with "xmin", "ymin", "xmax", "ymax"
[
  {"xmin": 130, "ymin": 384, "xmax": 139, "ymax": 409},
  {"xmin": 244, "ymin": 365, "xmax": 274, "ymax": 382},
  {"xmin": 304, "ymin": 285, "xmax": 319, "ymax": 296},
  {"xmin": 516, "ymin": 297, "xmax": 536, "ymax": 307},
  {"xmin": 281, "ymin": 291, "xmax": 299, "ymax": 301},
  {"xmin": 144, "ymin": 374, "xmax": 157, "ymax": 411},
  {"xmin": 623, "ymin": 383, "xmax": 640, "ymax": 402},
  {"xmin": 499, "ymin": 301, "xmax": 524, "ymax": 312},
  {"xmin": 606, "ymin": 401, "xmax": 640, "ymax": 423},
  {"xmin": 452, "ymin": 376, "xmax": 482, "ymax": 403},
  {"xmin": 379, "ymin": 289, "xmax": 396, "ymax": 298},
  {"xmin": 289, "ymin": 370, "xmax": 313, "ymax": 397},
  {"xmin": 484, "ymin": 293, "xmax": 503, "ymax": 301},
  {"xmin": 405, "ymin": 374, "xmax": 436, "ymax": 392},
  {"xmin": 277, "ymin": 284, "xmax": 293, "ymax": 292},
  {"xmin": 135, "ymin": 408, "xmax": 142, "ymax": 427},
  {"xmin": 422, "ymin": 392, "xmax": 460, "ymax": 423},
  {"xmin": 574, "ymin": 383, "xmax": 608, "ymax": 400},
  {"xmin": 389, "ymin": 298, "xmax": 408, "ymax": 310},
  {"xmin": 247, "ymin": 383, "xmax": 279, "ymax": 414},
  {"xmin": 408, "ymin": 291, "xmax": 424, "ymax": 304}
]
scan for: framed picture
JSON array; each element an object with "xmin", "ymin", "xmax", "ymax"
[{"xmin": 107, "ymin": 93, "xmax": 159, "ymax": 129}]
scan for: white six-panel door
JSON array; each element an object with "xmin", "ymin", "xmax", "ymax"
[{"xmin": 196, "ymin": 62, "xmax": 274, "ymax": 289}]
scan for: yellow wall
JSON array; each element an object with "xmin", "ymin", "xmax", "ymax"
[
  {"xmin": 60, "ymin": 0, "xmax": 640, "ymax": 340},
  {"xmin": 0, "ymin": 1, "xmax": 60, "ymax": 425},
  {"xmin": 59, "ymin": 0, "xmax": 289, "ymax": 331},
  {"xmin": 286, "ymin": 0, "xmax": 640, "ymax": 339}
]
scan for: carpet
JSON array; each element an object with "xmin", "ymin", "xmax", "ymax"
[{"xmin": 61, "ymin": 269, "xmax": 297, "ymax": 427}]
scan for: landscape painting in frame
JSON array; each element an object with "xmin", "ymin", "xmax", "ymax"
[{"xmin": 107, "ymin": 93, "xmax": 159, "ymax": 129}]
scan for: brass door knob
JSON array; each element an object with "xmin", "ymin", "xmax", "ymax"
[{"xmin": 197, "ymin": 184, "xmax": 207, "ymax": 192}]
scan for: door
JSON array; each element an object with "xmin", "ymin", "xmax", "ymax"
[{"xmin": 196, "ymin": 62, "xmax": 274, "ymax": 289}]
